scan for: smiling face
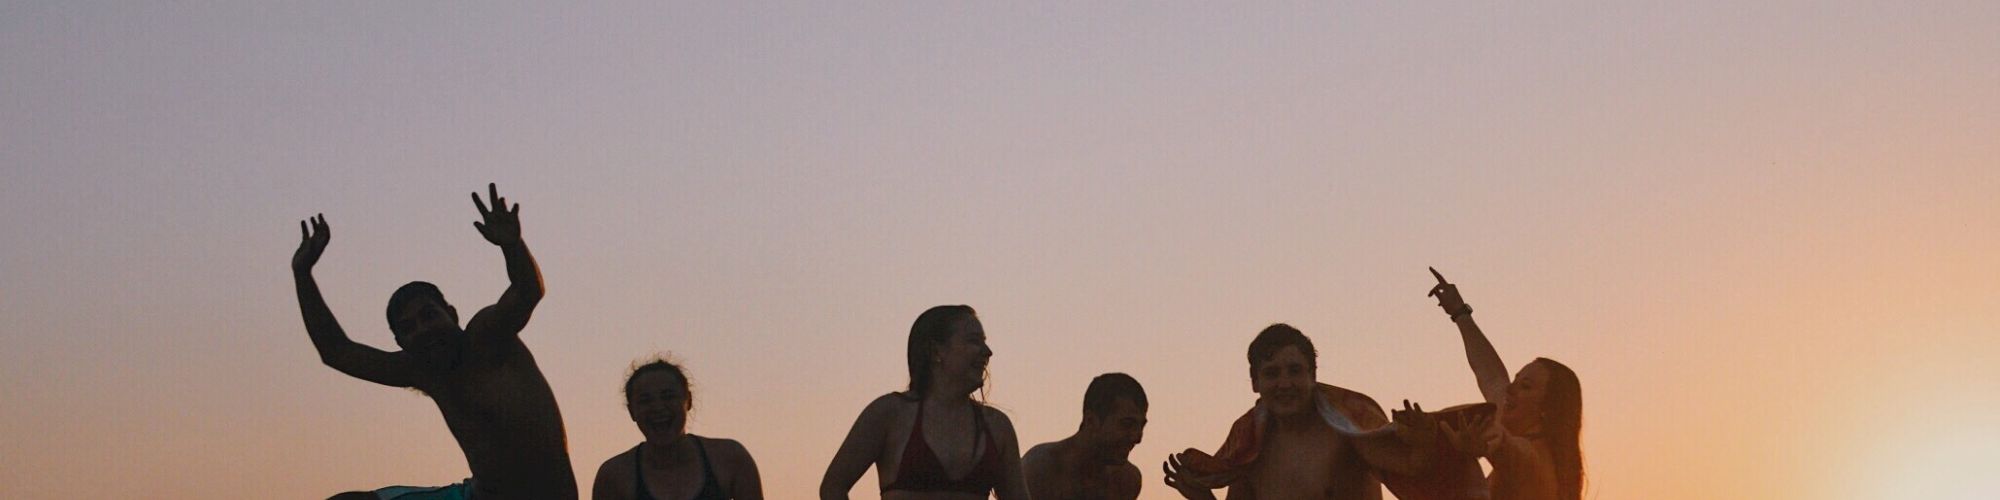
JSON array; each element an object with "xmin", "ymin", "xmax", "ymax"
[
  {"xmin": 930, "ymin": 317, "xmax": 993, "ymax": 396},
  {"xmin": 388, "ymin": 296, "xmax": 464, "ymax": 371},
  {"xmin": 1252, "ymin": 345, "xmax": 1317, "ymax": 417},
  {"xmin": 1082, "ymin": 397, "xmax": 1147, "ymax": 465},
  {"xmin": 626, "ymin": 369, "xmax": 691, "ymax": 444},
  {"xmin": 1501, "ymin": 361, "xmax": 1551, "ymax": 436}
]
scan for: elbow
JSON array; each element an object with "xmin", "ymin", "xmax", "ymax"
[
  {"xmin": 518, "ymin": 284, "xmax": 546, "ymax": 305},
  {"xmin": 817, "ymin": 474, "xmax": 852, "ymax": 500}
]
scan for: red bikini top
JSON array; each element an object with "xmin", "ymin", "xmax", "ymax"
[{"xmin": 882, "ymin": 397, "xmax": 1004, "ymax": 495}]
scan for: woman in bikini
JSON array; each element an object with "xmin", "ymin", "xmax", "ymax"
[
  {"xmin": 820, "ymin": 305, "xmax": 1030, "ymax": 500},
  {"xmin": 1427, "ymin": 269, "xmax": 1586, "ymax": 500},
  {"xmin": 593, "ymin": 358, "xmax": 764, "ymax": 500}
]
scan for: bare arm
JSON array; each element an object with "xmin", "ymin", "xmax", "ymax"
[
  {"xmin": 718, "ymin": 438, "xmax": 765, "ymax": 500},
  {"xmin": 463, "ymin": 183, "xmax": 545, "ymax": 339},
  {"xmin": 1114, "ymin": 463, "xmax": 1143, "ymax": 500},
  {"xmin": 1430, "ymin": 268, "xmax": 1510, "ymax": 405},
  {"xmin": 590, "ymin": 452, "xmax": 629, "ymax": 500},
  {"xmin": 988, "ymin": 408, "xmax": 1031, "ymax": 500},
  {"xmin": 820, "ymin": 395, "xmax": 897, "ymax": 500},
  {"xmin": 1021, "ymin": 443, "xmax": 1060, "ymax": 500},
  {"xmin": 292, "ymin": 214, "xmax": 414, "ymax": 387},
  {"xmin": 1345, "ymin": 400, "xmax": 1440, "ymax": 477}
]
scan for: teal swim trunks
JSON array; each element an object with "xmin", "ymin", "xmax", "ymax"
[{"xmin": 372, "ymin": 479, "xmax": 473, "ymax": 500}]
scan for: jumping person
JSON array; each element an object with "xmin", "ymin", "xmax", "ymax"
[
  {"xmin": 1022, "ymin": 373, "xmax": 1149, "ymax": 500},
  {"xmin": 820, "ymin": 305, "xmax": 1030, "ymax": 500},
  {"xmin": 1160, "ymin": 324, "xmax": 1402, "ymax": 500},
  {"xmin": 1428, "ymin": 268, "xmax": 1585, "ymax": 500},
  {"xmin": 591, "ymin": 358, "xmax": 763, "ymax": 500},
  {"xmin": 300, "ymin": 184, "xmax": 574, "ymax": 500}
]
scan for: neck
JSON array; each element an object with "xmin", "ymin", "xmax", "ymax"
[
  {"xmin": 643, "ymin": 432, "xmax": 690, "ymax": 458},
  {"xmin": 1271, "ymin": 408, "xmax": 1323, "ymax": 432},
  {"xmin": 1059, "ymin": 434, "xmax": 1110, "ymax": 476},
  {"xmin": 922, "ymin": 380, "xmax": 975, "ymax": 404}
]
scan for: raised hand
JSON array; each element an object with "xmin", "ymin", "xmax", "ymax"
[
  {"xmin": 471, "ymin": 183, "xmax": 523, "ymax": 247},
  {"xmin": 293, "ymin": 214, "xmax": 330, "ymax": 274},
  {"xmin": 1427, "ymin": 267, "xmax": 1472, "ymax": 319}
]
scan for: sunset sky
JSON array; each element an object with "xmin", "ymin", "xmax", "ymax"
[{"xmin": 4, "ymin": 2, "xmax": 1998, "ymax": 499}]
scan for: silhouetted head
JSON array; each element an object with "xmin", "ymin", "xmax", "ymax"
[
  {"xmin": 1504, "ymin": 358, "xmax": 1584, "ymax": 500},
  {"xmin": 1079, "ymin": 373, "xmax": 1148, "ymax": 465},
  {"xmin": 1247, "ymin": 323, "xmax": 1318, "ymax": 417},
  {"xmin": 386, "ymin": 281, "xmax": 465, "ymax": 370},
  {"xmin": 624, "ymin": 357, "xmax": 693, "ymax": 445},
  {"xmin": 906, "ymin": 305, "xmax": 989, "ymax": 400}
]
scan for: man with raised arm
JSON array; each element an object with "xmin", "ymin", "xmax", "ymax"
[
  {"xmin": 1023, "ymin": 373, "xmax": 1150, "ymax": 500},
  {"xmin": 297, "ymin": 184, "xmax": 576, "ymax": 500},
  {"xmin": 1160, "ymin": 324, "xmax": 1461, "ymax": 500}
]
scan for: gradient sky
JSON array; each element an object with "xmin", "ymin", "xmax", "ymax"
[{"xmin": 4, "ymin": 2, "xmax": 1998, "ymax": 499}]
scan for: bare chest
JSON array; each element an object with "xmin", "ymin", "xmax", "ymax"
[{"xmin": 1246, "ymin": 430, "xmax": 1375, "ymax": 500}]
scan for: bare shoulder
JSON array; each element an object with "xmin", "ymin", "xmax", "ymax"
[
  {"xmin": 861, "ymin": 393, "xmax": 915, "ymax": 422},
  {"xmin": 1021, "ymin": 440, "xmax": 1060, "ymax": 473},
  {"xmin": 592, "ymin": 447, "xmax": 637, "ymax": 497},
  {"xmin": 979, "ymin": 404, "xmax": 1017, "ymax": 432},
  {"xmin": 1022, "ymin": 441, "xmax": 1058, "ymax": 463},
  {"xmin": 1112, "ymin": 461, "xmax": 1143, "ymax": 499},
  {"xmin": 703, "ymin": 436, "xmax": 757, "ymax": 464}
]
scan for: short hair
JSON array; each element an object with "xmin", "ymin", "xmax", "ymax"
[
  {"xmin": 1246, "ymin": 323, "xmax": 1317, "ymax": 379},
  {"xmin": 386, "ymin": 281, "xmax": 447, "ymax": 329},
  {"xmin": 1082, "ymin": 373, "xmax": 1148, "ymax": 418},
  {"xmin": 624, "ymin": 356, "xmax": 693, "ymax": 411}
]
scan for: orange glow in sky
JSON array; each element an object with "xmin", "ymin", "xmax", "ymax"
[{"xmin": 2, "ymin": 3, "xmax": 1997, "ymax": 500}]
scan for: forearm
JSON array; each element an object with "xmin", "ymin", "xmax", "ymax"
[
  {"xmin": 498, "ymin": 241, "xmax": 545, "ymax": 303},
  {"xmin": 1453, "ymin": 315, "xmax": 1510, "ymax": 404},
  {"xmin": 1349, "ymin": 426, "xmax": 1429, "ymax": 476},
  {"xmin": 293, "ymin": 271, "xmax": 355, "ymax": 359},
  {"xmin": 817, "ymin": 482, "xmax": 850, "ymax": 500}
]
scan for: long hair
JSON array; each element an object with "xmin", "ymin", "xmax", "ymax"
[
  {"xmin": 1532, "ymin": 357, "xmax": 1585, "ymax": 500},
  {"xmin": 905, "ymin": 305, "xmax": 977, "ymax": 400}
]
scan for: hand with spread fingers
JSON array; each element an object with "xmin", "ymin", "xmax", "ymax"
[
  {"xmin": 293, "ymin": 214, "xmax": 331, "ymax": 274},
  {"xmin": 1440, "ymin": 413, "xmax": 1500, "ymax": 457},
  {"xmin": 472, "ymin": 182, "xmax": 523, "ymax": 247},
  {"xmin": 1160, "ymin": 454, "xmax": 1218, "ymax": 500},
  {"xmin": 1392, "ymin": 399, "xmax": 1441, "ymax": 451}
]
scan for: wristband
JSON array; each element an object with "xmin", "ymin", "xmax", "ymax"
[{"xmin": 1448, "ymin": 304, "xmax": 1474, "ymax": 321}]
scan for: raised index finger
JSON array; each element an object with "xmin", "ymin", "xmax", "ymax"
[
  {"xmin": 471, "ymin": 191, "xmax": 489, "ymax": 215},
  {"xmin": 1429, "ymin": 266, "xmax": 1448, "ymax": 284}
]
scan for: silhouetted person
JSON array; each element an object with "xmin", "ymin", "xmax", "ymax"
[
  {"xmin": 298, "ymin": 184, "xmax": 575, "ymax": 500},
  {"xmin": 592, "ymin": 358, "xmax": 763, "ymax": 500},
  {"xmin": 1161, "ymin": 324, "xmax": 1443, "ymax": 500},
  {"xmin": 820, "ymin": 305, "xmax": 1030, "ymax": 500},
  {"xmin": 1428, "ymin": 268, "xmax": 1585, "ymax": 500},
  {"xmin": 1022, "ymin": 373, "xmax": 1149, "ymax": 500}
]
